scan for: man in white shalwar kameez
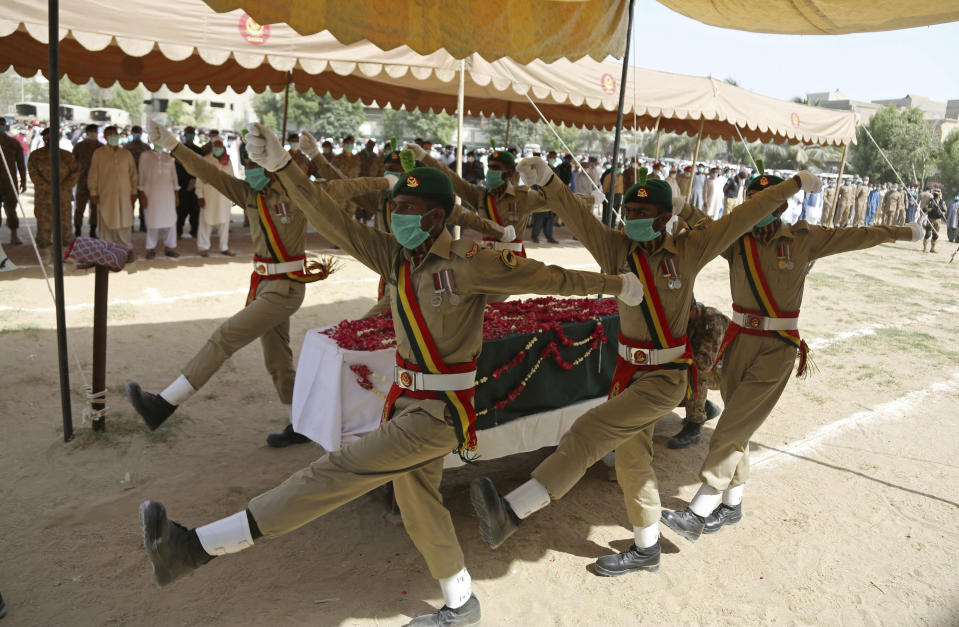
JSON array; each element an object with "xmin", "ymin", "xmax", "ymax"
[
  {"xmin": 196, "ymin": 139, "xmax": 236, "ymax": 257},
  {"xmin": 139, "ymin": 146, "xmax": 180, "ymax": 258},
  {"xmin": 705, "ymin": 169, "xmax": 726, "ymax": 220},
  {"xmin": 88, "ymin": 125, "xmax": 137, "ymax": 246},
  {"xmin": 690, "ymin": 167, "xmax": 706, "ymax": 210}
]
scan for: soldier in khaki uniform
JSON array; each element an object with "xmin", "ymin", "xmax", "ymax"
[
  {"xmin": 0, "ymin": 118, "xmax": 27, "ymax": 244},
  {"xmin": 469, "ymin": 159, "xmax": 821, "ymax": 577},
  {"xmin": 136, "ymin": 122, "xmax": 640, "ymax": 626},
  {"xmin": 853, "ymin": 178, "xmax": 870, "ymax": 226},
  {"xmin": 659, "ymin": 165, "xmax": 921, "ymax": 543},
  {"xmin": 835, "ymin": 178, "xmax": 857, "ymax": 227},
  {"xmin": 286, "ymin": 133, "xmax": 313, "ymax": 176},
  {"xmin": 330, "ymin": 135, "xmax": 361, "ymax": 178},
  {"xmin": 892, "ymin": 185, "xmax": 908, "ymax": 225},
  {"xmin": 879, "ymin": 184, "xmax": 896, "ymax": 225},
  {"xmin": 72, "ymin": 123, "xmax": 102, "ymax": 238},
  {"xmin": 27, "ymin": 128, "xmax": 79, "ymax": 248},
  {"xmin": 125, "ymin": 120, "xmax": 375, "ymax": 448},
  {"xmin": 820, "ymin": 181, "xmax": 836, "ymax": 226}
]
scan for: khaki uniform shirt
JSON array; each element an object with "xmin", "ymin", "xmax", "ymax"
[
  {"xmin": 331, "ymin": 151, "xmax": 361, "ymax": 178},
  {"xmin": 289, "ymin": 150, "xmax": 313, "ymax": 176},
  {"xmin": 87, "ymin": 145, "xmax": 137, "ymax": 229},
  {"xmin": 72, "ymin": 138, "xmax": 102, "ymax": 193},
  {"xmin": 837, "ymin": 183, "xmax": 857, "ymax": 209},
  {"xmin": 855, "ymin": 185, "xmax": 870, "ymax": 213},
  {"xmin": 0, "ymin": 134, "xmax": 26, "ymax": 193},
  {"xmin": 28, "ymin": 146, "xmax": 79, "ymax": 206},
  {"xmin": 125, "ymin": 139, "xmax": 151, "ymax": 173}
]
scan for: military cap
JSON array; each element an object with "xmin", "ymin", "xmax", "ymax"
[
  {"xmin": 746, "ymin": 159, "xmax": 784, "ymax": 192},
  {"xmin": 624, "ymin": 167, "xmax": 672, "ymax": 208},
  {"xmin": 392, "ymin": 166, "xmax": 454, "ymax": 199}
]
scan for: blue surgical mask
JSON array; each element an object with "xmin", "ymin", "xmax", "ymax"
[
  {"xmin": 106, "ymin": 135, "xmax": 119, "ymax": 147},
  {"xmin": 755, "ymin": 213, "xmax": 779, "ymax": 228},
  {"xmin": 485, "ymin": 169, "xmax": 505, "ymax": 189},
  {"xmin": 184, "ymin": 133, "xmax": 195, "ymax": 144},
  {"xmin": 624, "ymin": 218, "xmax": 661, "ymax": 242},
  {"xmin": 244, "ymin": 167, "xmax": 270, "ymax": 191},
  {"xmin": 133, "ymin": 133, "xmax": 141, "ymax": 141},
  {"xmin": 391, "ymin": 210, "xmax": 435, "ymax": 249},
  {"xmin": 212, "ymin": 146, "xmax": 225, "ymax": 157}
]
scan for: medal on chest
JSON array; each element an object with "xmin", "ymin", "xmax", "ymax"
[
  {"xmin": 274, "ymin": 201, "xmax": 291, "ymax": 224},
  {"xmin": 776, "ymin": 241, "xmax": 794, "ymax": 270},
  {"xmin": 660, "ymin": 256, "xmax": 682, "ymax": 289},
  {"xmin": 431, "ymin": 269, "xmax": 460, "ymax": 306}
]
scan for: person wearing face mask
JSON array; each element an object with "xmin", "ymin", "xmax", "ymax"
[
  {"xmin": 659, "ymin": 162, "xmax": 920, "ymax": 545},
  {"xmin": 27, "ymin": 128, "xmax": 79, "ymax": 248},
  {"xmin": 331, "ymin": 134, "xmax": 360, "ymax": 178},
  {"xmin": 357, "ymin": 138, "xmax": 380, "ymax": 177},
  {"xmin": 409, "ymin": 140, "xmax": 550, "ymax": 258},
  {"xmin": 174, "ymin": 126, "xmax": 203, "ymax": 240},
  {"xmin": 195, "ymin": 138, "xmax": 236, "ymax": 257},
  {"xmin": 286, "ymin": 132, "xmax": 312, "ymax": 177},
  {"xmin": 72, "ymin": 123, "xmax": 102, "ymax": 238},
  {"xmin": 690, "ymin": 165, "xmax": 706, "ymax": 210},
  {"xmin": 87, "ymin": 125, "xmax": 137, "ymax": 247},
  {"xmin": 134, "ymin": 121, "xmax": 639, "ymax": 627},
  {"xmin": 469, "ymin": 159, "xmax": 822, "ymax": 578},
  {"xmin": 126, "ymin": 120, "xmax": 376, "ymax": 448},
  {"xmin": 125, "ymin": 125, "xmax": 152, "ymax": 233},
  {"xmin": 138, "ymin": 143, "xmax": 180, "ymax": 259},
  {"xmin": 0, "ymin": 117, "xmax": 27, "ymax": 245}
]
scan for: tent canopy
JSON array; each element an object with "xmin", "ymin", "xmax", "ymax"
[
  {"xmin": 200, "ymin": 0, "xmax": 629, "ymax": 63},
  {"xmin": 0, "ymin": 0, "xmax": 855, "ymax": 145},
  {"xmin": 657, "ymin": 0, "xmax": 959, "ymax": 35}
]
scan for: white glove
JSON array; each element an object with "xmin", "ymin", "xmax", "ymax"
[
  {"xmin": 300, "ymin": 130, "xmax": 320, "ymax": 159},
  {"xmin": 499, "ymin": 224, "xmax": 516, "ymax": 242},
  {"xmin": 245, "ymin": 122, "xmax": 291, "ymax": 172},
  {"xmin": 148, "ymin": 118, "xmax": 178, "ymax": 151},
  {"xmin": 516, "ymin": 157, "xmax": 553, "ymax": 187},
  {"xmin": 908, "ymin": 220, "xmax": 923, "ymax": 242},
  {"xmin": 384, "ymin": 171, "xmax": 400, "ymax": 188},
  {"xmin": 404, "ymin": 142, "xmax": 427, "ymax": 161},
  {"xmin": 796, "ymin": 171, "xmax": 822, "ymax": 194},
  {"xmin": 617, "ymin": 273, "xmax": 645, "ymax": 307}
]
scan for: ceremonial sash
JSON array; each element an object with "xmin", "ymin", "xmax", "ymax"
[
  {"xmin": 382, "ymin": 259, "xmax": 479, "ymax": 461},
  {"xmin": 609, "ymin": 248, "xmax": 696, "ymax": 399},
  {"xmin": 484, "ymin": 192, "xmax": 503, "ymax": 225},
  {"xmin": 247, "ymin": 194, "xmax": 325, "ymax": 305},
  {"xmin": 713, "ymin": 235, "xmax": 810, "ymax": 376}
]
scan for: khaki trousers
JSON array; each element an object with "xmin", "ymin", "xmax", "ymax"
[
  {"xmin": 699, "ymin": 334, "xmax": 795, "ymax": 490},
  {"xmin": 248, "ymin": 401, "xmax": 465, "ymax": 579},
  {"xmin": 34, "ymin": 201, "xmax": 74, "ymax": 247},
  {"xmin": 182, "ymin": 279, "xmax": 304, "ymax": 403},
  {"xmin": 532, "ymin": 368, "xmax": 686, "ymax": 528}
]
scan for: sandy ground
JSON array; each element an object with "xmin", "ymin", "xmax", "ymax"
[{"xmin": 1, "ymin": 192, "xmax": 958, "ymax": 626}]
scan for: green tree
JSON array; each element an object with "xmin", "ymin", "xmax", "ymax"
[
  {"xmin": 935, "ymin": 128, "xmax": 959, "ymax": 199},
  {"xmin": 59, "ymin": 78, "xmax": 92, "ymax": 107},
  {"xmin": 382, "ymin": 108, "xmax": 456, "ymax": 145},
  {"xmin": 483, "ymin": 115, "xmax": 539, "ymax": 149},
  {"xmin": 254, "ymin": 88, "xmax": 364, "ymax": 138},
  {"xmin": 851, "ymin": 106, "xmax": 937, "ymax": 183},
  {"xmin": 166, "ymin": 99, "xmax": 188, "ymax": 125},
  {"xmin": 541, "ymin": 122, "xmax": 580, "ymax": 153},
  {"xmin": 107, "ymin": 85, "xmax": 145, "ymax": 120}
]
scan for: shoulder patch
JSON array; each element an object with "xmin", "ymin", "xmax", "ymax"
[
  {"xmin": 464, "ymin": 243, "xmax": 479, "ymax": 259},
  {"xmin": 451, "ymin": 238, "xmax": 480, "ymax": 259},
  {"xmin": 500, "ymin": 249, "xmax": 519, "ymax": 269},
  {"xmin": 791, "ymin": 220, "xmax": 811, "ymax": 232}
]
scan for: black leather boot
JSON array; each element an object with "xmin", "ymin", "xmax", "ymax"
[
  {"xmin": 125, "ymin": 382, "xmax": 176, "ymax": 430},
  {"xmin": 408, "ymin": 594, "xmax": 481, "ymax": 626},
  {"xmin": 667, "ymin": 420, "xmax": 702, "ymax": 449},
  {"xmin": 594, "ymin": 542, "xmax": 661, "ymax": 577},
  {"xmin": 703, "ymin": 503, "xmax": 743, "ymax": 534},
  {"xmin": 265, "ymin": 424, "xmax": 310, "ymax": 448},
  {"xmin": 469, "ymin": 477, "xmax": 520, "ymax": 550},
  {"xmin": 660, "ymin": 507, "xmax": 706, "ymax": 543},
  {"xmin": 139, "ymin": 501, "xmax": 213, "ymax": 587},
  {"xmin": 705, "ymin": 399, "xmax": 721, "ymax": 421}
]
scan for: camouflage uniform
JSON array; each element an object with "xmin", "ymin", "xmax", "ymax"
[
  {"xmin": 684, "ymin": 302, "xmax": 729, "ymax": 424},
  {"xmin": 27, "ymin": 145, "xmax": 79, "ymax": 247},
  {"xmin": 0, "ymin": 133, "xmax": 26, "ymax": 242}
]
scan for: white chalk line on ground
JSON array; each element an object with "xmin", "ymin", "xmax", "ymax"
[
  {"xmin": 807, "ymin": 305, "xmax": 959, "ymax": 351},
  {"xmin": 752, "ymin": 370, "xmax": 959, "ymax": 470}
]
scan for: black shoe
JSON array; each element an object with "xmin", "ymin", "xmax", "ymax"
[
  {"xmin": 703, "ymin": 503, "xmax": 742, "ymax": 534},
  {"xmin": 145, "ymin": 250, "xmax": 156, "ymax": 259},
  {"xmin": 660, "ymin": 507, "xmax": 706, "ymax": 543},
  {"xmin": 408, "ymin": 593, "xmax": 481, "ymax": 626},
  {"xmin": 266, "ymin": 424, "xmax": 310, "ymax": 448},
  {"xmin": 530, "ymin": 237, "xmax": 540, "ymax": 243},
  {"xmin": 89, "ymin": 228, "xmax": 97, "ymax": 239},
  {"xmin": 667, "ymin": 420, "xmax": 702, "ymax": 449},
  {"xmin": 139, "ymin": 501, "xmax": 212, "ymax": 587},
  {"xmin": 469, "ymin": 477, "xmax": 520, "ymax": 550},
  {"xmin": 594, "ymin": 542, "xmax": 661, "ymax": 577},
  {"xmin": 125, "ymin": 382, "xmax": 176, "ymax": 431},
  {"xmin": 74, "ymin": 227, "xmax": 82, "ymax": 238},
  {"xmin": 546, "ymin": 238, "xmax": 559, "ymax": 243},
  {"xmin": 165, "ymin": 250, "xmax": 180, "ymax": 258},
  {"xmin": 705, "ymin": 399, "xmax": 721, "ymax": 421}
]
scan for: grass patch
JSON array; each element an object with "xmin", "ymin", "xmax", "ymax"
[
  {"xmin": 107, "ymin": 303, "xmax": 136, "ymax": 322},
  {"xmin": 824, "ymin": 327, "xmax": 959, "ymax": 362},
  {"xmin": 0, "ymin": 321, "xmax": 41, "ymax": 334}
]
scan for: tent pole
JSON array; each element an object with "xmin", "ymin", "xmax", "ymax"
[
  {"xmin": 832, "ymin": 143, "xmax": 848, "ymax": 221},
  {"xmin": 455, "ymin": 59, "xmax": 466, "ymax": 238},
  {"xmin": 604, "ymin": 0, "xmax": 635, "ymax": 227},
  {"xmin": 91, "ymin": 266, "xmax": 109, "ymax": 430},
  {"xmin": 504, "ymin": 101, "xmax": 512, "ymax": 145},
  {"xmin": 281, "ymin": 72, "xmax": 292, "ymax": 140},
  {"xmin": 685, "ymin": 118, "xmax": 705, "ymax": 204},
  {"xmin": 49, "ymin": 0, "xmax": 73, "ymax": 442},
  {"xmin": 655, "ymin": 128, "xmax": 662, "ymax": 160}
]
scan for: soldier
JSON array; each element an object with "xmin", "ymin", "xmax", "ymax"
[
  {"xmin": 659, "ymin": 162, "xmax": 921, "ymax": 544},
  {"xmin": 821, "ymin": 180, "xmax": 836, "ymax": 227},
  {"xmin": 357, "ymin": 138, "xmax": 381, "ymax": 177},
  {"xmin": 331, "ymin": 135, "xmax": 360, "ymax": 178},
  {"xmin": 853, "ymin": 177, "xmax": 870, "ymax": 226},
  {"xmin": 667, "ymin": 298, "xmax": 728, "ymax": 449},
  {"xmin": 468, "ymin": 160, "xmax": 822, "ymax": 576},
  {"xmin": 409, "ymin": 141, "xmax": 547, "ymax": 257},
  {"xmin": 126, "ymin": 120, "xmax": 371, "ymax": 448},
  {"xmin": 174, "ymin": 126, "xmax": 203, "ymax": 239},
  {"xmin": 72, "ymin": 123, "xmax": 102, "ymax": 238},
  {"xmin": 135, "ymin": 122, "xmax": 642, "ymax": 626},
  {"xmin": 126, "ymin": 125, "xmax": 152, "ymax": 232},
  {"xmin": 286, "ymin": 133, "xmax": 313, "ymax": 176},
  {"xmin": 27, "ymin": 128, "xmax": 79, "ymax": 248},
  {"xmin": 922, "ymin": 188, "xmax": 945, "ymax": 253},
  {"xmin": 835, "ymin": 177, "xmax": 857, "ymax": 227},
  {"xmin": 0, "ymin": 117, "xmax": 27, "ymax": 245}
]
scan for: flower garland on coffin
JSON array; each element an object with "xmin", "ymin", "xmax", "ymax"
[{"xmin": 329, "ymin": 297, "xmax": 619, "ymax": 421}]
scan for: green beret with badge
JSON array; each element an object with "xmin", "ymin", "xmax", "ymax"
[
  {"xmin": 488, "ymin": 139, "xmax": 516, "ymax": 170},
  {"xmin": 391, "ymin": 163, "xmax": 455, "ymax": 201},
  {"xmin": 746, "ymin": 158, "xmax": 784, "ymax": 192},
  {"xmin": 384, "ymin": 136, "xmax": 402, "ymax": 167},
  {"xmin": 623, "ymin": 167, "xmax": 672, "ymax": 208}
]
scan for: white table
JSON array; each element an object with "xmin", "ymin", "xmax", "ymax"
[{"xmin": 292, "ymin": 328, "xmax": 605, "ymax": 467}]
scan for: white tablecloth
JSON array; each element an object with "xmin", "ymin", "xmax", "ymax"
[{"xmin": 292, "ymin": 328, "xmax": 605, "ymax": 468}]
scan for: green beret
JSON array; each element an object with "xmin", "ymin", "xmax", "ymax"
[
  {"xmin": 624, "ymin": 179, "xmax": 672, "ymax": 208},
  {"xmin": 488, "ymin": 150, "xmax": 516, "ymax": 170},
  {"xmin": 392, "ymin": 166, "xmax": 454, "ymax": 199},
  {"xmin": 383, "ymin": 150, "xmax": 402, "ymax": 166},
  {"xmin": 746, "ymin": 173, "xmax": 785, "ymax": 192}
]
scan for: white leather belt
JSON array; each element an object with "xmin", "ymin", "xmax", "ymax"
[
  {"xmin": 483, "ymin": 241, "xmax": 524, "ymax": 252},
  {"xmin": 394, "ymin": 367, "xmax": 477, "ymax": 392},
  {"xmin": 253, "ymin": 259, "xmax": 304, "ymax": 275},
  {"xmin": 617, "ymin": 343, "xmax": 686, "ymax": 366},
  {"xmin": 731, "ymin": 311, "xmax": 799, "ymax": 331}
]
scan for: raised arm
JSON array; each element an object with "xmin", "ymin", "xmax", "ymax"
[
  {"xmin": 448, "ymin": 206, "xmax": 507, "ymax": 239},
  {"xmin": 465, "ymin": 247, "xmax": 623, "ymax": 298},
  {"xmin": 808, "ymin": 223, "xmax": 916, "ymax": 259}
]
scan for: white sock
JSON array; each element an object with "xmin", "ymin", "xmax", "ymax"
[
  {"xmin": 633, "ymin": 522, "xmax": 659, "ymax": 548},
  {"xmin": 284, "ymin": 404, "xmax": 292, "ymax": 421},
  {"xmin": 689, "ymin": 484, "xmax": 723, "ymax": 518},
  {"xmin": 160, "ymin": 375, "xmax": 196, "ymax": 406},
  {"xmin": 195, "ymin": 511, "xmax": 254, "ymax": 556},
  {"xmin": 438, "ymin": 567, "xmax": 472, "ymax": 609},
  {"xmin": 723, "ymin": 484, "xmax": 744, "ymax": 507},
  {"xmin": 504, "ymin": 478, "xmax": 551, "ymax": 519}
]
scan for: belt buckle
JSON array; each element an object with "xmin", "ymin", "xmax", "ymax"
[
  {"xmin": 395, "ymin": 367, "xmax": 415, "ymax": 390},
  {"xmin": 632, "ymin": 348, "xmax": 649, "ymax": 364},
  {"xmin": 747, "ymin": 315, "xmax": 762, "ymax": 330},
  {"xmin": 255, "ymin": 263, "xmax": 268, "ymax": 275}
]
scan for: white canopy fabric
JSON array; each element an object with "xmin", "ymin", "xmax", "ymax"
[{"xmin": 0, "ymin": 0, "xmax": 855, "ymax": 145}]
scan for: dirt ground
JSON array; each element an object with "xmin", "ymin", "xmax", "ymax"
[{"xmin": 1, "ymin": 193, "xmax": 958, "ymax": 626}]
